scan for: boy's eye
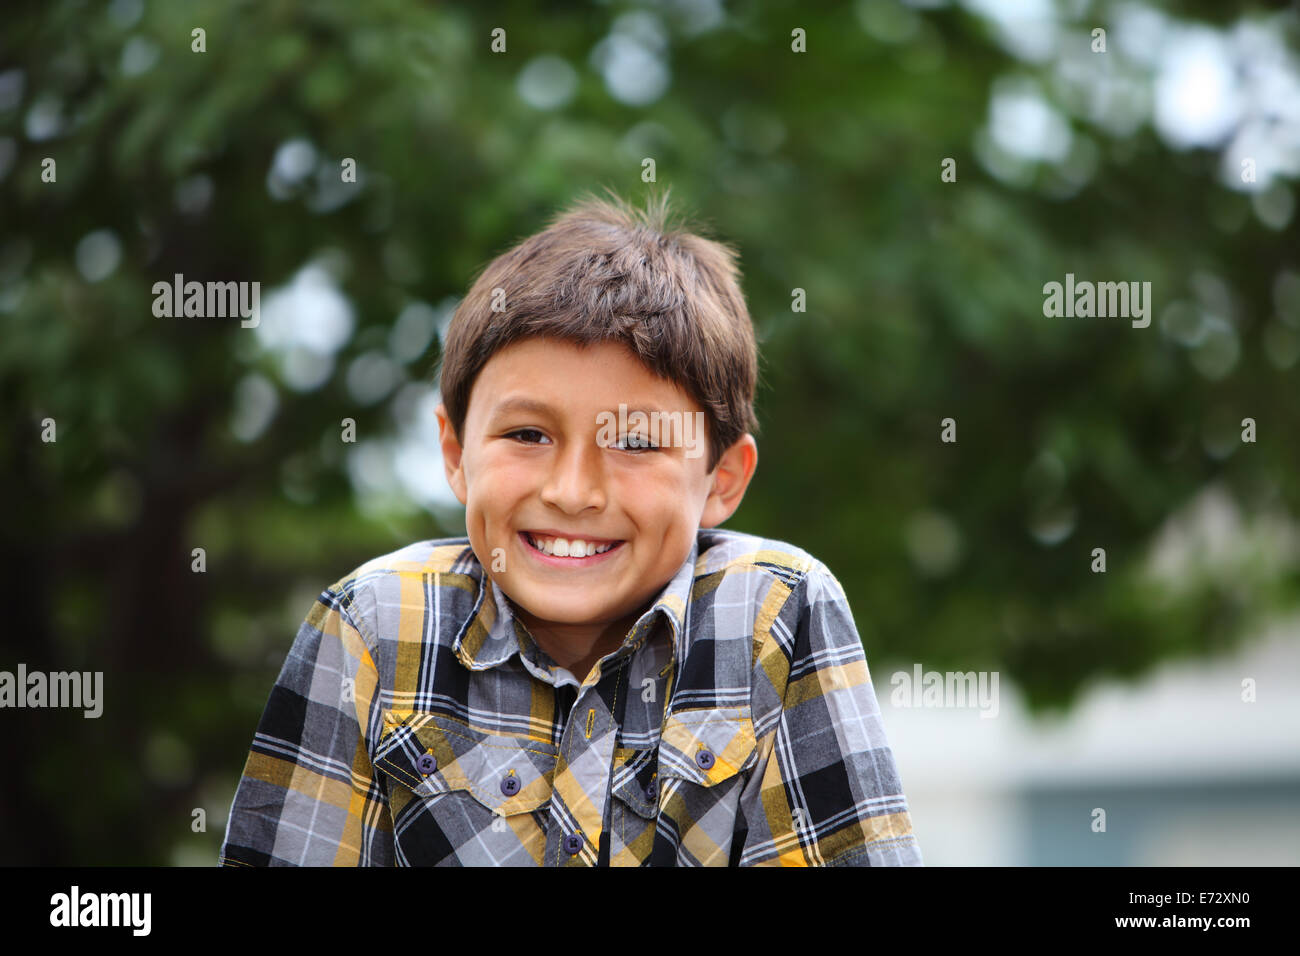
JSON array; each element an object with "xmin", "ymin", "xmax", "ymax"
[
  {"xmin": 614, "ymin": 433, "xmax": 659, "ymax": 452},
  {"xmin": 506, "ymin": 428, "xmax": 551, "ymax": 445}
]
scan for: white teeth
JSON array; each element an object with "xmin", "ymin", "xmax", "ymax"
[{"xmin": 527, "ymin": 534, "xmax": 617, "ymax": 558}]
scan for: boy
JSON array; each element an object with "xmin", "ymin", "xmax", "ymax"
[{"xmin": 219, "ymin": 189, "xmax": 923, "ymax": 866}]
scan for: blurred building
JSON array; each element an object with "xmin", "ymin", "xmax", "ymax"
[{"xmin": 884, "ymin": 617, "xmax": 1300, "ymax": 866}]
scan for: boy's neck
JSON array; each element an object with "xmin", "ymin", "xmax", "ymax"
[{"xmin": 511, "ymin": 601, "xmax": 650, "ymax": 687}]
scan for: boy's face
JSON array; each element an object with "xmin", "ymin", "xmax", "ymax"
[{"xmin": 436, "ymin": 336, "xmax": 757, "ymax": 645}]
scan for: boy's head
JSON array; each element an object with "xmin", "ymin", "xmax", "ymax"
[{"xmin": 433, "ymin": 189, "xmax": 759, "ymax": 643}]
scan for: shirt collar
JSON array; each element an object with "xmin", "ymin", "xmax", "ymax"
[{"xmin": 452, "ymin": 535, "xmax": 699, "ymax": 682}]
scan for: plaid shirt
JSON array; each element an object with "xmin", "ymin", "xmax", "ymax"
[{"xmin": 218, "ymin": 528, "xmax": 923, "ymax": 866}]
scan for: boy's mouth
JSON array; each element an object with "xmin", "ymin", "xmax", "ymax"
[{"xmin": 520, "ymin": 530, "xmax": 624, "ymax": 559}]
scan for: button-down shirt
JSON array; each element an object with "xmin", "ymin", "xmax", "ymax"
[{"xmin": 218, "ymin": 528, "xmax": 923, "ymax": 866}]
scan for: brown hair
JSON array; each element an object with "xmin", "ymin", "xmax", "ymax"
[{"xmin": 436, "ymin": 186, "xmax": 759, "ymax": 472}]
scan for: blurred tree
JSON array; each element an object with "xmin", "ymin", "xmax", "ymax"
[{"xmin": 0, "ymin": 0, "xmax": 1296, "ymax": 864}]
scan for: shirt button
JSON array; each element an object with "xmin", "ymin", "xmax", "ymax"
[
  {"xmin": 500, "ymin": 775, "xmax": 520, "ymax": 796},
  {"xmin": 563, "ymin": 833, "xmax": 584, "ymax": 855},
  {"xmin": 696, "ymin": 748, "xmax": 715, "ymax": 770},
  {"xmin": 417, "ymin": 753, "xmax": 437, "ymax": 775},
  {"xmin": 644, "ymin": 782, "xmax": 658, "ymax": 801}
]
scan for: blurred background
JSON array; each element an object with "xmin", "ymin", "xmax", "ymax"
[{"xmin": 1, "ymin": 0, "xmax": 1297, "ymax": 866}]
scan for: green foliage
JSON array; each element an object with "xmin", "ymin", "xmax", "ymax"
[{"xmin": 1, "ymin": 0, "xmax": 1296, "ymax": 864}]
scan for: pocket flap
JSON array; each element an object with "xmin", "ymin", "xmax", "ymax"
[
  {"xmin": 375, "ymin": 710, "xmax": 559, "ymax": 814},
  {"xmin": 610, "ymin": 747, "xmax": 660, "ymax": 819},
  {"xmin": 657, "ymin": 707, "xmax": 757, "ymax": 787}
]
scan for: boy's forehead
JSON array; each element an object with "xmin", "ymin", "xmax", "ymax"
[
  {"xmin": 471, "ymin": 337, "xmax": 701, "ymax": 416},
  {"xmin": 483, "ymin": 335, "xmax": 638, "ymax": 371}
]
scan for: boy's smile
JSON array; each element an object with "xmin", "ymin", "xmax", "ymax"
[
  {"xmin": 518, "ymin": 530, "xmax": 622, "ymax": 562},
  {"xmin": 435, "ymin": 336, "xmax": 757, "ymax": 683}
]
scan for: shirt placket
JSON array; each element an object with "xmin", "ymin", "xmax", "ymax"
[
  {"xmin": 546, "ymin": 663, "xmax": 623, "ymax": 866},
  {"xmin": 501, "ymin": 595, "xmax": 680, "ymax": 867}
]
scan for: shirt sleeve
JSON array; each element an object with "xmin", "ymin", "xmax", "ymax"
[
  {"xmin": 219, "ymin": 587, "xmax": 394, "ymax": 866},
  {"xmin": 736, "ymin": 560, "xmax": 923, "ymax": 866}
]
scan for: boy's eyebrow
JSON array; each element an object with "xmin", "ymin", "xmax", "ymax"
[
  {"xmin": 617, "ymin": 407, "xmax": 689, "ymax": 425},
  {"xmin": 488, "ymin": 397, "xmax": 558, "ymax": 420},
  {"xmin": 490, "ymin": 398, "xmax": 687, "ymax": 420},
  {"xmin": 487, "ymin": 398, "xmax": 703, "ymax": 446}
]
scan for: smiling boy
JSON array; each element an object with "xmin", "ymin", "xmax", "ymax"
[
  {"xmin": 442, "ymin": 336, "xmax": 751, "ymax": 690},
  {"xmin": 219, "ymin": 189, "xmax": 923, "ymax": 867}
]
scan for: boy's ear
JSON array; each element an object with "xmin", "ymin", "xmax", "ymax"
[
  {"xmin": 699, "ymin": 433, "xmax": 758, "ymax": 529},
  {"xmin": 434, "ymin": 402, "xmax": 469, "ymax": 506}
]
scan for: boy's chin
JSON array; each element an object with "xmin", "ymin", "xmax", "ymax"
[
  {"xmin": 501, "ymin": 584, "xmax": 637, "ymax": 629},
  {"xmin": 512, "ymin": 597, "xmax": 615, "ymax": 627}
]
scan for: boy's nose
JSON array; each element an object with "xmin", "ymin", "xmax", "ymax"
[{"xmin": 539, "ymin": 443, "xmax": 606, "ymax": 513}]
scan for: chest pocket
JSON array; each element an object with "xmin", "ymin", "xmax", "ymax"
[
  {"xmin": 374, "ymin": 710, "xmax": 559, "ymax": 865},
  {"xmin": 609, "ymin": 707, "xmax": 758, "ymax": 866}
]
